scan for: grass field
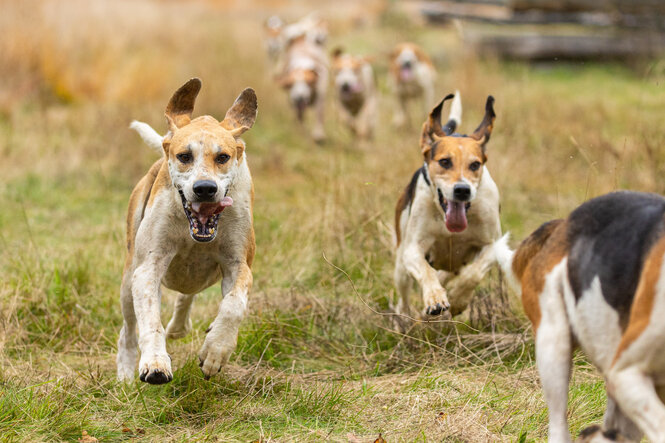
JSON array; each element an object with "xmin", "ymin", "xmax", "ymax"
[{"xmin": 1, "ymin": 0, "xmax": 665, "ymax": 441}]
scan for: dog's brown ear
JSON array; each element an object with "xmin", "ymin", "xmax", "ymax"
[
  {"xmin": 165, "ymin": 78, "xmax": 201, "ymax": 132},
  {"xmin": 420, "ymin": 93, "xmax": 455, "ymax": 156},
  {"xmin": 470, "ymin": 96, "xmax": 495, "ymax": 147},
  {"xmin": 220, "ymin": 88, "xmax": 258, "ymax": 137}
]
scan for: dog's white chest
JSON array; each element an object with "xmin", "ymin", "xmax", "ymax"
[{"xmin": 162, "ymin": 247, "xmax": 223, "ymax": 295}]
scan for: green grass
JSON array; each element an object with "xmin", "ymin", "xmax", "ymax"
[{"xmin": 1, "ymin": 0, "xmax": 664, "ymax": 441}]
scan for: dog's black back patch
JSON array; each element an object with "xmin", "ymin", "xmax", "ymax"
[
  {"xmin": 567, "ymin": 191, "xmax": 665, "ymax": 326},
  {"xmin": 402, "ymin": 166, "xmax": 428, "ymax": 212}
]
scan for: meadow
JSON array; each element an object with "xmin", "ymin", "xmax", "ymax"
[{"xmin": 1, "ymin": 0, "xmax": 665, "ymax": 441}]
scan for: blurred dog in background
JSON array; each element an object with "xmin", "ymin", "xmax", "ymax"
[
  {"xmin": 331, "ymin": 48, "xmax": 376, "ymax": 140},
  {"xmin": 389, "ymin": 42, "xmax": 436, "ymax": 128},
  {"xmin": 277, "ymin": 29, "xmax": 329, "ymax": 143}
]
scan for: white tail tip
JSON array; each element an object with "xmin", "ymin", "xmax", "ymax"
[
  {"xmin": 129, "ymin": 120, "xmax": 164, "ymax": 153},
  {"xmin": 493, "ymin": 233, "xmax": 519, "ymax": 293},
  {"xmin": 449, "ymin": 90, "xmax": 462, "ymax": 126}
]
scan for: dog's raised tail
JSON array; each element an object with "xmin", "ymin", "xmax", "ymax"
[
  {"xmin": 493, "ymin": 233, "xmax": 519, "ymax": 293},
  {"xmin": 129, "ymin": 120, "xmax": 164, "ymax": 153},
  {"xmin": 443, "ymin": 90, "xmax": 462, "ymax": 134}
]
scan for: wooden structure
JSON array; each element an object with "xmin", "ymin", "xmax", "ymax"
[{"xmin": 419, "ymin": 0, "xmax": 665, "ymax": 60}]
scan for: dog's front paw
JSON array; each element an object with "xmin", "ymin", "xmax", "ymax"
[
  {"xmin": 424, "ymin": 289, "xmax": 450, "ymax": 316},
  {"xmin": 165, "ymin": 317, "xmax": 192, "ymax": 339},
  {"xmin": 138, "ymin": 354, "xmax": 173, "ymax": 385},
  {"xmin": 198, "ymin": 333, "xmax": 237, "ymax": 380}
]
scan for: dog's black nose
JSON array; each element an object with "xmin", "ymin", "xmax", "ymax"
[
  {"xmin": 453, "ymin": 184, "xmax": 471, "ymax": 201},
  {"xmin": 193, "ymin": 180, "xmax": 218, "ymax": 200},
  {"xmin": 341, "ymin": 83, "xmax": 351, "ymax": 92}
]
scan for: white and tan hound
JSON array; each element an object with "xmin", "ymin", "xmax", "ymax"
[
  {"xmin": 394, "ymin": 93, "xmax": 503, "ymax": 317},
  {"xmin": 331, "ymin": 48, "xmax": 377, "ymax": 140},
  {"xmin": 263, "ymin": 13, "xmax": 328, "ymax": 75},
  {"xmin": 277, "ymin": 33, "xmax": 329, "ymax": 143},
  {"xmin": 497, "ymin": 191, "xmax": 665, "ymax": 442},
  {"xmin": 389, "ymin": 42, "xmax": 436, "ymax": 128},
  {"xmin": 117, "ymin": 78, "xmax": 257, "ymax": 384}
]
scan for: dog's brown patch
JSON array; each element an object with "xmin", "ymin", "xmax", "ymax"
[
  {"xmin": 395, "ymin": 190, "xmax": 408, "ymax": 246},
  {"xmin": 425, "ymin": 136, "xmax": 486, "ymax": 187},
  {"xmin": 517, "ymin": 219, "xmax": 568, "ymax": 331},
  {"xmin": 613, "ymin": 234, "xmax": 665, "ymax": 363},
  {"xmin": 165, "ymin": 78, "xmax": 201, "ymax": 130},
  {"xmin": 126, "ymin": 158, "xmax": 164, "ymax": 255},
  {"xmin": 513, "ymin": 220, "xmax": 565, "ymax": 280}
]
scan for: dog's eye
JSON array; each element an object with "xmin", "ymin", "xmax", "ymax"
[
  {"xmin": 176, "ymin": 153, "xmax": 192, "ymax": 164},
  {"xmin": 438, "ymin": 158, "xmax": 453, "ymax": 169},
  {"xmin": 216, "ymin": 153, "xmax": 231, "ymax": 165},
  {"xmin": 469, "ymin": 161, "xmax": 481, "ymax": 172}
]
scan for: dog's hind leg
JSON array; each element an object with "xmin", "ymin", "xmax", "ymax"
[
  {"xmin": 117, "ymin": 268, "xmax": 138, "ymax": 382},
  {"xmin": 606, "ymin": 366, "xmax": 665, "ymax": 442},
  {"xmin": 445, "ymin": 244, "xmax": 495, "ymax": 316},
  {"xmin": 166, "ymin": 293, "xmax": 195, "ymax": 339},
  {"xmin": 536, "ymin": 261, "xmax": 574, "ymax": 443},
  {"xmin": 602, "ymin": 395, "xmax": 642, "ymax": 441}
]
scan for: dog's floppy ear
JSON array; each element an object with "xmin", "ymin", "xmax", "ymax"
[
  {"xmin": 220, "ymin": 88, "xmax": 258, "ymax": 137},
  {"xmin": 470, "ymin": 96, "xmax": 495, "ymax": 148},
  {"xmin": 420, "ymin": 93, "xmax": 455, "ymax": 156},
  {"xmin": 165, "ymin": 78, "xmax": 201, "ymax": 133}
]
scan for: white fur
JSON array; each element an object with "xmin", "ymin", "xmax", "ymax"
[
  {"xmin": 449, "ymin": 90, "xmax": 462, "ymax": 127},
  {"xmin": 117, "ymin": 90, "xmax": 256, "ymax": 384},
  {"xmin": 394, "ymin": 163, "xmax": 502, "ymax": 316},
  {"xmin": 129, "ymin": 120, "xmax": 164, "ymax": 152},
  {"xmin": 493, "ymin": 233, "xmax": 518, "ymax": 292}
]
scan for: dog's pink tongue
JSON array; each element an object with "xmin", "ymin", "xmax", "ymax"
[
  {"xmin": 191, "ymin": 197, "xmax": 233, "ymax": 224},
  {"xmin": 445, "ymin": 201, "xmax": 468, "ymax": 233},
  {"xmin": 400, "ymin": 67, "xmax": 413, "ymax": 81}
]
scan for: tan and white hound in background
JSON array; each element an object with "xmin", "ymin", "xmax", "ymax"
[
  {"xmin": 331, "ymin": 48, "xmax": 377, "ymax": 140},
  {"xmin": 497, "ymin": 191, "xmax": 665, "ymax": 442},
  {"xmin": 389, "ymin": 42, "xmax": 436, "ymax": 128},
  {"xmin": 277, "ymin": 32, "xmax": 329, "ymax": 143},
  {"xmin": 117, "ymin": 78, "xmax": 257, "ymax": 384},
  {"xmin": 394, "ymin": 93, "xmax": 503, "ymax": 318},
  {"xmin": 263, "ymin": 13, "xmax": 328, "ymax": 75}
]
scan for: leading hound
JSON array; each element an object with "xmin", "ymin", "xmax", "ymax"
[
  {"xmin": 394, "ymin": 93, "xmax": 502, "ymax": 317},
  {"xmin": 497, "ymin": 191, "xmax": 665, "ymax": 442},
  {"xmin": 117, "ymin": 78, "xmax": 257, "ymax": 383}
]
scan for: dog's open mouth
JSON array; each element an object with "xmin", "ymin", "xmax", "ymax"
[
  {"xmin": 178, "ymin": 190, "xmax": 233, "ymax": 242},
  {"xmin": 437, "ymin": 189, "xmax": 471, "ymax": 233},
  {"xmin": 400, "ymin": 65, "xmax": 414, "ymax": 82}
]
